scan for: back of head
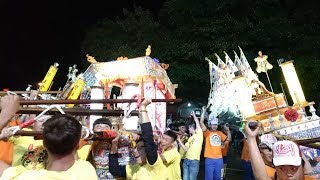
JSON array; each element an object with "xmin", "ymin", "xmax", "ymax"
[
  {"xmin": 186, "ymin": 121, "xmax": 195, "ymax": 130},
  {"xmin": 43, "ymin": 114, "xmax": 82, "ymax": 156},
  {"xmin": 177, "ymin": 122, "xmax": 186, "ymax": 129}
]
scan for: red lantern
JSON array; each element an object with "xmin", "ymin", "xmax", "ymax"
[{"xmin": 284, "ymin": 108, "xmax": 299, "ymax": 122}]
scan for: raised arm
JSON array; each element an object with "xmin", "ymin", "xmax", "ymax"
[
  {"xmin": 177, "ymin": 135, "xmax": 189, "ymax": 152},
  {"xmin": 224, "ymin": 124, "xmax": 232, "ymax": 142},
  {"xmin": 139, "ymin": 98, "xmax": 158, "ymax": 165},
  {"xmin": 0, "ymin": 95, "xmax": 20, "ymax": 131},
  {"xmin": 191, "ymin": 111, "xmax": 201, "ymax": 130},
  {"xmin": 244, "ymin": 121, "xmax": 269, "ymax": 180},
  {"xmin": 109, "ymin": 132, "xmax": 126, "ymax": 177},
  {"xmin": 302, "ymin": 152, "xmax": 313, "ymax": 175},
  {"xmin": 199, "ymin": 106, "xmax": 207, "ymax": 132}
]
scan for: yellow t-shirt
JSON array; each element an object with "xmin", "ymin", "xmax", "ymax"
[
  {"xmin": 76, "ymin": 139, "xmax": 92, "ymax": 160},
  {"xmin": 9, "ymin": 134, "xmax": 44, "ymax": 167},
  {"xmin": 126, "ymin": 155, "xmax": 168, "ymax": 180},
  {"xmin": 163, "ymin": 148, "xmax": 181, "ymax": 180},
  {"xmin": 0, "ymin": 159, "xmax": 98, "ymax": 180},
  {"xmin": 178, "ymin": 134, "xmax": 189, "ymax": 159},
  {"xmin": 183, "ymin": 129, "xmax": 203, "ymax": 161}
]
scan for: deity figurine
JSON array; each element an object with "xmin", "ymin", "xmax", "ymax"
[
  {"xmin": 254, "ymin": 51, "xmax": 273, "ymax": 73},
  {"xmin": 86, "ymin": 54, "xmax": 98, "ymax": 64},
  {"xmin": 145, "ymin": 45, "xmax": 151, "ymax": 56},
  {"xmin": 217, "ymin": 63, "xmax": 233, "ymax": 84}
]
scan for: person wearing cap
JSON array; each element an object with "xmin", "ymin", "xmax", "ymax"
[
  {"xmin": 200, "ymin": 107, "xmax": 231, "ymax": 180},
  {"xmin": 258, "ymin": 134, "xmax": 278, "ymax": 179},
  {"xmin": 244, "ymin": 120, "xmax": 316, "ymax": 180}
]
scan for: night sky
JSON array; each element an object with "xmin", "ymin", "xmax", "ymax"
[{"xmin": 0, "ymin": 0, "xmax": 161, "ymax": 91}]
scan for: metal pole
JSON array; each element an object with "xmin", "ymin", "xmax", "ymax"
[
  {"xmin": 280, "ymin": 83, "xmax": 289, "ymax": 106},
  {"xmin": 265, "ymin": 71, "xmax": 274, "ymax": 92},
  {"xmin": 265, "ymin": 71, "xmax": 285, "ymax": 127}
]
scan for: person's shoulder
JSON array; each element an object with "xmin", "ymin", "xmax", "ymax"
[
  {"xmin": 171, "ymin": 148, "xmax": 180, "ymax": 156},
  {"xmin": 126, "ymin": 163, "xmax": 140, "ymax": 175},
  {"xmin": 304, "ymin": 175, "xmax": 317, "ymax": 180},
  {"xmin": 204, "ymin": 129, "xmax": 211, "ymax": 136},
  {"xmin": 194, "ymin": 129, "xmax": 203, "ymax": 139},
  {"xmin": 71, "ymin": 160, "xmax": 98, "ymax": 179},
  {"xmin": 195, "ymin": 128, "xmax": 203, "ymax": 134},
  {"xmin": 163, "ymin": 148, "xmax": 180, "ymax": 160},
  {"xmin": 216, "ymin": 130, "xmax": 224, "ymax": 135},
  {"xmin": 74, "ymin": 159, "xmax": 95, "ymax": 167},
  {"xmin": 0, "ymin": 165, "xmax": 33, "ymax": 180}
]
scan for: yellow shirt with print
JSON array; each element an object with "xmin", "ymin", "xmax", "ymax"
[
  {"xmin": 126, "ymin": 155, "xmax": 168, "ymax": 180},
  {"xmin": 9, "ymin": 132, "xmax": 44, "ymax": 167},
  {"xmin": 163, "ymin": 148, "xmax": 181, "ymax": 180},
  {"xmin": 0, "ymin": 159, "xmax": 98, "ymax": 180},
  {"xmin": 178, "ymin": 134, "xmax": 188, "ymax": 159},
  {"xmin": 184, "ymin": 129, "xmax": 203, "ymax": 160}
]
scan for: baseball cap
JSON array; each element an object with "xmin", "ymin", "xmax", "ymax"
[
  {"xmin": 208, "ymin": 115, "xmax": 218, "ymax": 125},
  {"xmin": 259, "ymin": 134, "xmax": 277, "ymax": 149},
  {"xmin": 272, "ymin": 140, "xmax": 302, "ymax": 166}
]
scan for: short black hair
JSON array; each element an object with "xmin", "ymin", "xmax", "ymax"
[
  {"xmin": 93, "ymin": 117, "xmax": 112, "ymax": 129},
  {"xmin": 43, "ymin": 114, "xmax": 82, "ymax": 156},
  {"xmin": 186, "ymin": 121, "xmax": 196, "ymax": 129},
  {"xmin": 177, "ymin": 122, "xmax": 186, "ymax": 128},
  {"xmin": 164, "ymin": 130, "xmax": 177, "ymax": 142}
]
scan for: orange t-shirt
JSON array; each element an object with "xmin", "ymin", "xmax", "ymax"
[
  {"xmin": 241, "ymin": 140, "xmax": 250, "ymax": 161},
  {"xmin": 221, "ymin": 141, "xmax": 229, "ymax": 157},
  {"xmin": 204, "ymin": 130, "xmax": 227, "ymax": 159},
  {"xmin": 265, "ymin": 165, "xmax": 276, "ymax": 179},
  {"xmin": 0, "ymin": 120, "xmax": 21, "ymax": 165},
  {"xmin": 0, "ymin": 141, "xmax": 14, "ymax": 165},
  {"xmin": 304, "ymin": 175, "xmax": 317, "ymax": 180}
]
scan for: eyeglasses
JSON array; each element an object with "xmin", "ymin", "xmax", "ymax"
[{"xmin": 259, "ymin": 144, "xmax": 272, "ymax": 151}]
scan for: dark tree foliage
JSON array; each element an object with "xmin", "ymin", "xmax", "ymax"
[
  {"xmin": 81, "ymin": 1, "xmax": 320, "ymax": 168},
  {"xmin": 81, "ymin": 0, "xmax": 320, "ymax": 105}
]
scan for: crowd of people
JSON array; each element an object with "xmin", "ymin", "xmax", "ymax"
[{"xmin": 0, "ymin": 94, "xmax": 317, "ymax": 180}]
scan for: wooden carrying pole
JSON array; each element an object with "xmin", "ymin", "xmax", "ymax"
[
  {"xmin": 19, "ymin": 98, "xmax": 182, "ymax": 105},
  {"xmin": 18, "ymin": 107, "xmax": 138, "ymax": 116},
  {"xmin": 0, "ymin": 91, "xmax": 62, "ymax": 94},
  {"xmin": 13, "ymin": 131, "xmax": 320, "ymax": 149}
]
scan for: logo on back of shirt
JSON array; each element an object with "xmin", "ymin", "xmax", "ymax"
[{"xmin": 210, "ymin": 134, "xmax": 221, "ymax": 146}]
